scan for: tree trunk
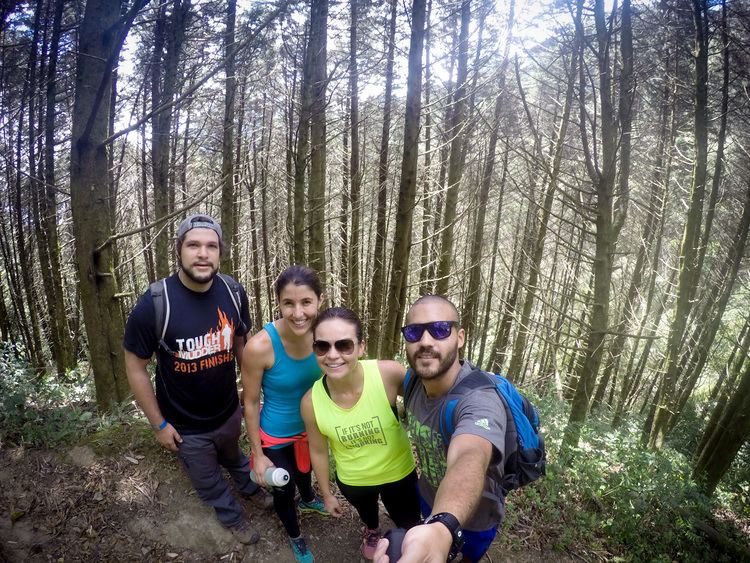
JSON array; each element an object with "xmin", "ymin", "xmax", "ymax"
[
  {"xmin": 293, "ymin": 21, "xmax": 311, "ymax": 266},
  {"xmin": 36, "ymin": 0, "xmax": 73, "ymax": 374},
  {"xmin": 220, "ymin": 0, "xmax": 237, "ymax": 275},
  {"xmin": 694, "ymin": 314, "xmax": 750, "ymax": 461},
  {"xmin": 367, "ymin": 0, "xmax": 398, "ymax": 354},
  {"xmin": 648, "ymin": 0, "xmax": 710, "ymax": 450},
  {"xmin": 666, "ymin": 181, "xmax": 750, "ymax": 434},
  {"xmin": 693, "ymin": 358, "xmax": 750, "ymax": 495},
  {"xmin": 462, "ymin": 0, "xmax": 515, "ymax": 348},
  {"xmin": 506, "ymin": 40, "xmax": 577, "ymax": 381},
  {"xmin": 701, "ymin": 315, "xmax": 750, "ymax": 420},
  {"xmin": 562, "ymin": 0, "xmax": 626, "ymax": 453},
  {"xmin": 340, "ymin": 96, "xmax": 350, "ymax": 305},
  {"xmin": 477, "ymin": 146, "xmax": 509, "ymax": 365},
  {"xmin": 70, "ymin": 0, "xmax": 144, "ymax": 410},
  {"xmin": 592, "ymin": 0, "xmax": 636, "ymax": 408},
  {"xmin": 152, "ymin": 0, "xmax": 189, "ymax": 278},
  {"xmin": 347, "ymin": 0, "xmax": 361, "ymax": 314},
  {"xmin": 139, "ymin": 90, "xmax": 156, "ymax": 283},
  {"xmin": 694, "ymin": 0, "xmax": 729, "ymax": 289},
  {"xmin": 490, "ymin": 197, "xmax": 534, "ymax": 372},
  {"xmin": 434, "ymin": 0, "xmax": 471, "ymax": 295},
  {"xmin": 381, "ymin": 0, "xmax": 427, "ymax": 358},
  {"xmin": 307, "ymin": 0, "xmax": 328, "ymax": 274}
]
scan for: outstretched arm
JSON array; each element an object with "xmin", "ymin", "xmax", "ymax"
[
  {"xmin": 301, "ymin": 391, "xmax": 343, "ymax": 517},
  {"xmin": 375, "ymin": 434, "xmax": 493, "ymax": 562}
]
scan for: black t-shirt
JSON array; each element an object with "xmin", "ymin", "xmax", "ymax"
[{"xmin": 123, "ymin": 273, "xmax": 251, "ymax": 434}]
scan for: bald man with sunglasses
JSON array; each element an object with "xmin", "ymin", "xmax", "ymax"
[{"xmin": 375, "ymin": 295, "xmax": 508, "ymax": 563}]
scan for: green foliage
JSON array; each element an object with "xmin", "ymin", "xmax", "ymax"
[
  {"xmin": 667, "ymin": 397, "xmax": 707, "ymax": 458},
  {"xmin": 497, "ymin": 394, "xmax": 747, "ymax": 562},
  {"xmin": 0, "ymin": 342, "xmax": 90, "ymax": 447},
  {"xmin": 0, "ymin": 342, "xmax": 133, "ymax": 449},
  {"xmin": 715, "ymin": 441, "xmax": 750, "ymax": 520},
  {"xmin": 669, "ymin": 398, "xmax": 750, "ymax": 521}
]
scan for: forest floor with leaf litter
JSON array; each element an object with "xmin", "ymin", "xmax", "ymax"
[{"xmin": 0, "ymin": 422, "xmax": 577, "ymax": 563}]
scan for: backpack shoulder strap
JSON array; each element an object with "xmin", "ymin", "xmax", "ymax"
[
  {"xmin": 216, "ymin": 273, "xmax": 247, "ymax": 333},
  {"xmin": 216, "ymin": 273, "xmax": 242, "ymax": 316},
  {"xmin": 403, "ymin": 369, "xmax": 418, "ymax": 405},
  {"xmin": 149, "ymin": 278, "xmax": 173, "ymax": 353},
  {"xmin": 438, "ymin": 368, "xmax": 497, "ymax": 444}
]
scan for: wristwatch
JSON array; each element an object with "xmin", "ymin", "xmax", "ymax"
[{"xmin": 423, "ymin": 512, "xmax": 464, "ymax": 562}]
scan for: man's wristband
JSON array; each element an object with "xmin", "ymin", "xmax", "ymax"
[
  {"xmin": 423, "ymin": 512, "xmax": 464, "ymax": 562},
  {"xmin": 153, "ymin": 420, "xmax": 168, "ymax": 431}
]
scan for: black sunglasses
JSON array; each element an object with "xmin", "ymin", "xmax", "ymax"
[
  {"xmin": 401, "ymin": 321, "xmax": 458, "ymax": 343},
  {"xmin": 313, "ymin": 338, "xmax": 356, "ymax": 356}
]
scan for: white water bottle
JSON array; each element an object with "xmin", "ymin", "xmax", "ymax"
[{"xmin": 250, "ymin": 466, "xmax": 290, "ymax": 487}]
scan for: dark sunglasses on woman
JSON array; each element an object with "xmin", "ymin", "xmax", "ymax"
[
  {"xmin": 313, "ymin": 338, "xmax": 356, "ymax": 356},
  {"xmin": 400, "ymin": 321, "xmax": 458, "ymax": 343}
]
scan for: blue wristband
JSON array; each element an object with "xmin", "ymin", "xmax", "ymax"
[{"xmin": 157, "ymin": 420, "xmax": 168, "ymax": 431}]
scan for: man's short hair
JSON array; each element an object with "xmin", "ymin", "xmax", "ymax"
[{"xmin": 407, "ymin": 294, "xmax": 460, "ymax": 323}]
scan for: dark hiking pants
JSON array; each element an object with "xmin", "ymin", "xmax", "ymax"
[{"xmin": 177, "ymin": 406, "xmax": 260, "ymax": 527}]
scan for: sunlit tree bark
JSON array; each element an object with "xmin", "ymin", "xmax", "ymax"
[{"xmin": 649, "ymin": 0, "xmax": 710, "ymax": 449}]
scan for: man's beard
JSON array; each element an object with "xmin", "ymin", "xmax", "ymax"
[
  {"xmin": 407, "ymin": 345, "xmax": 458, "ymax": 381},
  {"xmin": 179, "ymin": 258, "xmax": 218, "ymax": 285}
]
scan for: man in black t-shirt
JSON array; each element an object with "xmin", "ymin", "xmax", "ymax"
[{"xmin": 123, "ymin": 214, "xmax": 268, "ymax": 544}]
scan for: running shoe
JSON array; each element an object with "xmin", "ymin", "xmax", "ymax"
[
  {"xmin": 289, "ymin": 536, "xmax": 314, "ymax": 562},
  {"xmin": 361, "ymin": 527, "xmax": 381, "ymax": 559},
  {"xmin": 297, "ymin": 496, "xmax": 329, "ymax": 516}
]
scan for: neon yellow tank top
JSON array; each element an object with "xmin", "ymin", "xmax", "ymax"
[{"xmin": 311, "ymin": 359, "xmax": 415, "ymax": 486}]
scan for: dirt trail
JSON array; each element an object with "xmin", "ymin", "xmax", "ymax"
[{"xmin": 0, "ymin": 443, "xmax": 566, "ymax": 562}]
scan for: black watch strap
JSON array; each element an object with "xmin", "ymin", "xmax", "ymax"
[{"xmin": 423, "ymin": 512, "xmax": 464, "ymax": 562}]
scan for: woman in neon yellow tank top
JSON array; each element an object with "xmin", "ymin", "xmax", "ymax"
[{"xmin": 301, "ymin": 307, "xmax": 420, "ymax": 560}]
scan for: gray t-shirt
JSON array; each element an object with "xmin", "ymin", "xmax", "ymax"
[{"xmin": 404, "ymin": 360, "xmax": 507, "ymax": 531}]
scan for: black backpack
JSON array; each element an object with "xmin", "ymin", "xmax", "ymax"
[
  {"xmin": 150, "ymin": 273, "xmax": 245, "ymax": 353},
  {"xmin": 403, "ymin": 366, "xmax": 546, "ymax": 493}
]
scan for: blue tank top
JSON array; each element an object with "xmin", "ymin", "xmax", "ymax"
[{"xmin": 259, "ymin": 322, "xmax": 321, "ymax": 440}]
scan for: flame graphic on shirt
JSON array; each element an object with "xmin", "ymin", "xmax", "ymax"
[{"xmin": 218, "ymin": 308, "xmax": 234, "ymax": 352}]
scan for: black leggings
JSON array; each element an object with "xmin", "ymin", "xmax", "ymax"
[
  {"xmin": 263, "ymin": 444, "xmax": 316, "ymax": 538},
  {"xmin": 336, "ymin": 469, "xmax": 420, "ymax": 530}
]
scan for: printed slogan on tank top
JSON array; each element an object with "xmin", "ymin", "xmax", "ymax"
[
  {"xmin": 405, "ymin": 413, "xmax": 446, "ymax": 488},
  {"xmin": 172, "ymin": 308, "xmax": 235, "ymax": 373},
  {"xmin": 335, "ymin": 416, "xmax": 388, "ymax": 448}
]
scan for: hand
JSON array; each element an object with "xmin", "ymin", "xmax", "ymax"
[
  {"xmin": 377, "ymin": 523, "xmax": 452, "ymax": 563},
  {"xmin": 323, "ymin": 493, "xmax": 343, "ymax": 517},
  {"xmin": 251, "ymin": 453, "xmax": 274, "ymax": 487},
  {"xmin": 155, "ymin": 423, "xmax": 182, "ymax": 452},
  {"xmin": 373, "ymin": 538, "xmax": 390, "ymax": 563}
]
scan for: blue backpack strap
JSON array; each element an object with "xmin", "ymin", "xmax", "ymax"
[
  {"xmin": 438, "ymin": 369, "xmax": 497, "ymax": 444},
  {"xmin": 440, "ymin": 399, "xmax": 459, "ymax": 443},
  {"xmin": 403, "ymin": 369, "xmax": 418, "ymax": 404}
]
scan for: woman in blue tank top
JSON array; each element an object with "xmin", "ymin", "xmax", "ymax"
[{"xmin": 242, "ymin": 265, "xmax": 326, "ymax": 563}]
